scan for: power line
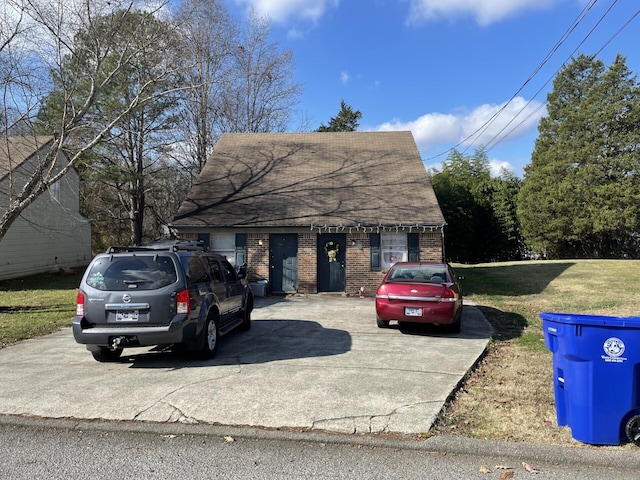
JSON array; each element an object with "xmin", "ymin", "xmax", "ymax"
[
  {"xmin": 466, "ymin": 0, "xmax": 601, "ymax": 152},
  {"xmin": 484, "ymin": 0, "xmax": 636, "ymax": 153},
  {"xmin": 425, "ymin": 0, "xmax": 640, "ymax": 165},
  {"xmin": 423, "ymin": 0, "xmax": 599, "ymax": 161}
]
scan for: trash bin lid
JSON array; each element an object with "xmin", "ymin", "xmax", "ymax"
[{"xmin": 540, "ymin": 312, "xmax": 640, "ymax": 327}]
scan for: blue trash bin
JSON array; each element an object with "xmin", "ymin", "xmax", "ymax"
[{"xmin": 541, "ymin": 312, "xmax": 640, "ymax": 445}]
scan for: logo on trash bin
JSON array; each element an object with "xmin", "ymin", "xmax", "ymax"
[{"xmin": 603, "ymin": 337, "xmax": 626, "ymax": 362}]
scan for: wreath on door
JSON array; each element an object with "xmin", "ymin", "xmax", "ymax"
[{"xmin": 324, "ymin": 241, "xmax": 340, "ymax": 262}]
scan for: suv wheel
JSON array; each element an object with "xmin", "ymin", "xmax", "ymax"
[
  {"xmin": 199, "ymin": 314, "xmax": 219, "ymax": 359},
  {"xmin": 239, "ymin": 297, "xmax": 253, "ymax": 331},
  {"xmin": 90, "ymin": 346, "xmax": 123, "ymax": 362}
]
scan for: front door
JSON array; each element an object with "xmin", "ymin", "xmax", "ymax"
[
  {"xmin": 270, "ymin": 234, "xmax": 298, "ymax": 293},
  {"xmin": 317, "ymin": 233, "xmax": 346, "ymax": 293}
]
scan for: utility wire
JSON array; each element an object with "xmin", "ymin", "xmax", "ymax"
[
  {"xmin": 484, "ymin": 0, "xmax": 635, "ymax": 152},
  {"xmin": 425, "ymin": 0, "xmax": 640, "ymax": 164},
  {"xmin": 464, "ymin": 0, "xmax": 601, "ymax": 153},
  {"xmin": 423, "ymin": 0, "xmax": 599, "ymax": 161}
]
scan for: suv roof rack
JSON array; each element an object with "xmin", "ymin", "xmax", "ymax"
[{"xmin": 106, "ymin": 240, "xmax": 207, "ymax": 254}]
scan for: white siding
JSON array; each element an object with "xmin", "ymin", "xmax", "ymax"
[{"xmin": 0, "ymin": 164, "xmax": 91, "ymax": 280}]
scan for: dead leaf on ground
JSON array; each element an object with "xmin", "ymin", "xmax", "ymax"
[
  {"xmin": 522, "ymin": 461, "xmax": 541, "ymax": 473},
  {"xmin": 500, "ymin": 471, "xmax": 514, "ymax": 479},
  {"xmin": 479, "ymin": 465, "xmax": 491, "ymax": 474},
  {"xmin": 224, "ymin": 436, "xmax": 235, "ymax": 443}
]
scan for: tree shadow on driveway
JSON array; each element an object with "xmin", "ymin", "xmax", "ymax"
[{"xmin": 122, "ymin": 319, "xmax": 351, "ymax": 369}]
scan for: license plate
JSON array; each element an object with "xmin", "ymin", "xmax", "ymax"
[
  {"xmin": 405, "ymin": 307, "xmax": 423, "ymax": 317},
  {"xmin": 116, "ymin": 310, "xmax": 139, "ymax": 322}
]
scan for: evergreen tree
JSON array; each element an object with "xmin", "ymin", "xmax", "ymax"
[
  {"xmin": 517, "ymin": 54, "xmax": 640, "ymax": 258},
  {"xmin": 317, "ymin": 99, "xmax": 362, "ymax": 132},
  {"xmin": 430, "ymin": 148, "xmax": 523, "ymax": 263},
  {"xmin": 37, "ymin": 10, "xmax": 184, "ymax": 246}
]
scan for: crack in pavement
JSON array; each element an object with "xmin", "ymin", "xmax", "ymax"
[
  {"xmin": 132, "ymin": 366, "xmax": 243, "ymax": 423},
  {"xmin": 311, "ymin": 400, "xmax": 444, "ymax": 434}
]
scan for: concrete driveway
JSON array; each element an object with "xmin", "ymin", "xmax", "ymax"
[{"xmin": 0, "ymin": 296, "xmax": 491, "ymax": 435}]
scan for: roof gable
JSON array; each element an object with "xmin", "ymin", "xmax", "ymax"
[
  {"xmin": 173, "ymin": 131, "xmax": 445, "ymax": 229},
  {"xmin": 0, "ymin": 136, "xmax": 54, "ymax": 182}
]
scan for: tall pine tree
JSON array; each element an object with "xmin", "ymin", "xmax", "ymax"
[{"xmin": 518, "ymin": 54, "xmax": 640, "ymax": 258}]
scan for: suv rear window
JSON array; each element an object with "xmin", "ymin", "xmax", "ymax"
[{"xmin": 85, "ymin": 255, "xmax": 178, "ymax": 291}]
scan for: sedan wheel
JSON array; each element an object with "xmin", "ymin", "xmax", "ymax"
[
  {"xmin": 376, "ymin": 316, "xmax": 390, "ymax": 328},
  {"xmin": 447, "ymin": 315, "xmax": 462, "ymax": 334}
]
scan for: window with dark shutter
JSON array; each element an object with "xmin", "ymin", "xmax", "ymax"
[
  {"xmin": 197, "ymin": 233, "xmax": 210, "ymax": 250},
  {"xmin": 370, "ymin": 233, "xmax": 381, "ymax": 271},
  {"xmin": 408, "ymin": 233, "xmax": 419, "ymax": 262},
  {"xmin": 235, "ymin": 233, "xmax": 247, "ymax": 267}
]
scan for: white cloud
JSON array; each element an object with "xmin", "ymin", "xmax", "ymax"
[
  {"xmin": 340, "ymin": 71, "xmax": 350, "ymax": 85},
  {"xmin": 406, "ymin": 0, "xmax": 559, "ymax": 26},
  {"xmin": 375, "ymin": 96, "xmax": 545, "ymax": 153},
  {"xmin": 489, "ymin": 159, "xmax": 514, "ymax": 176},
  {"xmin": 287, "ymin": 27, "xmax": 305, "ymax": 39},
  {"xmin": 234, "ymin": 0, "xmax": 339, "ymax": 24},
  {"xmin": 378, "ymin": 112, "xmax": 460, "ymax": 149}
]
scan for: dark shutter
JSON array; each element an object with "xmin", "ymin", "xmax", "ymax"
[
  {"xmin": 408, "ymin": 233, "xmax": 419, "ymax": 262},
  {"xmin": 197, "ymin": 233, "xmax": 210, "ymax": 250},
  {"xmin": 235, "ymin": 233, "xmax": 247, "ymax": 266},
  {"xmin": 370, "ymin": 233, "xmax": 381, "ymax": 271}
]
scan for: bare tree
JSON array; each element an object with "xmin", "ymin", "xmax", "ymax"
[
  {"xmin": 217, "ymin": 11, "xmax": 301, "ymax": 134},
  {"xmin": 1, "ymin": 3, "xmax": 44, "ymax": 136},
  {"xmin": 174, "ymin": 0, "xmax": 236, "ymax": 179},
  {"xmin": 0, "ymin": 0, "xmax": 183, "ymax": 241}
]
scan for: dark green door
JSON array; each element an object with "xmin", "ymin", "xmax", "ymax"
[
  {"xmin": 270, "ymin": 234, "xmax": 298, "ymax": 293},
  {"xmin": 317, "ymin": 234, "xmax": 345, "ymax": 293}
]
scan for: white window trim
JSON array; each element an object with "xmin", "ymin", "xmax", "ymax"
[{"xmin": 381, "ymin": 233, "xmax": 407, "ymax": 270}]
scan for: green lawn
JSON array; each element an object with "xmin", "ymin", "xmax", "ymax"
[{"xmin": 0, "ymin": 271, "xmax": 82, "ymax": 348}]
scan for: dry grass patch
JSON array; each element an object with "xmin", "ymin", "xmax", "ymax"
[
  {"xmin": 438, "ymin": 343, "xmax": 577, "ymax": 445},
  {"xmin": 434, "ymin": 260, "xmax": 640, "ymax": 449}
]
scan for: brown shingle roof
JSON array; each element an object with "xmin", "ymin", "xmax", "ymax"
[
  {"xmin": 172, "ymin": 131, "xmax": 445, "ymax": 229},
  {"xmin": 0, "ymin": 136, "xmax": 54, "ymax": 182}
]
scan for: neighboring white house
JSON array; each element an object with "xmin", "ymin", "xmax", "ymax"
[{"xmin": 0, "ymin": 136, "xmax": 91, "ymax": 280}]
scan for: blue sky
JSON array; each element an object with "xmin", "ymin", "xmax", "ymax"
[{"xmin": 227, "ymin": 0, "xmax": 639, "ymax": 177}]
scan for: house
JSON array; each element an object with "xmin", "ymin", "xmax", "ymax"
[
  {"xmin": 0, "ymin": 136, "xmax": 91, "ymax": 280},
  {"xmin": 171, "ymin": 131, "xmax": 446, "ymax": 296}
]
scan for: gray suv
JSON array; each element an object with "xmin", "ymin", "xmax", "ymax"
[{"xmin": 72, "ymin": 242, "xmax": 253, "ymax": 362}]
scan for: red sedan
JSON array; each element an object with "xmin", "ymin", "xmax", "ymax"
[{"xmin": 375, "ymin": 262, "xmax": 463, "ymax": 333}]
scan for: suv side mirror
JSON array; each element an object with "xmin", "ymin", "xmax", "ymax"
[{"xmin": 236, "ymin": 263, "xmax": 247, "ymax": 279}]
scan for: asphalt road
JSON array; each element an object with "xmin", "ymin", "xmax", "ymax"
[{"xmin": 1, "ymin": 418, "xmax": 639, "ymax": 479}]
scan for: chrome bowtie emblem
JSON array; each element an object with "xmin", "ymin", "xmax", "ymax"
[{"xmin": 122, "ymin": 294, "xmax": 132, "ymax": 303}]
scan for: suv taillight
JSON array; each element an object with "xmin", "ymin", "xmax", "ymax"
[
  {"xmin": 76, "ymin": 291, "xmax": 85, "ymax": 316},
  {"xmin": 176, "ymin": 289, "xmax": 190, "ymax": 314}
]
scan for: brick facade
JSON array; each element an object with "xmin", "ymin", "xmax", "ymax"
[{"xmin": 180, "ymin": 229, "xmax": 443, "ymax": 297}]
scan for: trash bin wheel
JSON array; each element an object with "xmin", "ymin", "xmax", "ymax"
[{"xmin": 624, "ymin": 415, "xmax": 640, "ymax": 446}]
